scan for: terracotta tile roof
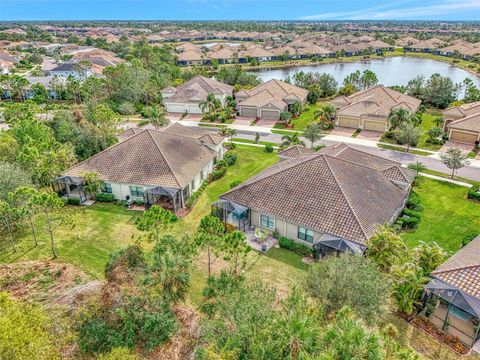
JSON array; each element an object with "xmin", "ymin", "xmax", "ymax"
[
  {"xmin": 163, "ymin": 76, "xmax": 233, "ymax": 104},
  {"xmin": 278, "ymin": 145, "xmax": 315, "ymax": 159},
  {"xmin": 432, "ymin": 236, "xmax": 480, "ymax": 299},
  {"xmin": 117, "ymin": 127, "xmax": 145, "ymax": 141},
  {"xmin": 64, "ymin": 127, "xmax": 216, "ymax": 189},
  {"xmin": 221, "ymin": 148, "xmax": 412, "ymax": 246},
  {"xmin": 444, "ymin": 101, "xmax": 480, "ymax": 118}
]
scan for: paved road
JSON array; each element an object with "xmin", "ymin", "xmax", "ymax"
[{"xmin": 208, "ymin": 126, "xmax": 480, "ymax": 182}]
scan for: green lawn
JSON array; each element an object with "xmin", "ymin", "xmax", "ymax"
[
  {"xmin": 289, "ymin": 102, "xmax": 327, "ymax": 130},
  {"xmin": 231, "ymin": 137, "xmax": 278, "ymax": 147},
  {"xmin": 377, "ymin": 143, "xmax": 432, "ymax": 156},
  {"xmin": 417, "ymin": 111, "xmax": 444, "ymax": 151},
  {"xmin": 402, "ymin": 178, "xmax": 480, "ymax": 253}
]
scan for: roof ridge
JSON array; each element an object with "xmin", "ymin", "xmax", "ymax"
[
  {"xmin": 448, "ymin": 112, "xmax": 480, "ymax": 126},
  {"xmin": 432, "ymin": 264, "xmax": 480, "ymax": 276},
  {"xmin": 337, "ymin": 143, "xmax": 402, "ymax": 166},
  {"xmin": 322, "ymin": 155, "xmax": 370, "ymax": 242},
  {"xmin": 146, "ymin": 130, "xmax": 182, "ymax": 188}
]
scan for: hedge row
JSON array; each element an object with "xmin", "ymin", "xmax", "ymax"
[
  {"xmin": 278, "ymin": 237, "xmax": 314, "ymax": 257},
  {"xmin": 468, "ymin": 186, "xmax": 480, "ymax": 201}
]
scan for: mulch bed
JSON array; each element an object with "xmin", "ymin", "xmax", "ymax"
[{"xmin": 408, "ymin": 315, "xmax": 470, "ymax": 355}]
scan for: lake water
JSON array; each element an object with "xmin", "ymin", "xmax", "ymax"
[{"xmin": 252, "ymin": 57, "xmax": 480, "ymax": 88}]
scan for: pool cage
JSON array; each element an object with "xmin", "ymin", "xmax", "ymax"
[
  {"xmin": 211, "ymin": 199, "xmax": 250, "ymax": 231},
  {"xmin": 423, "ymin": 277, "xmax": 480, "ymax": 346},
  {"xmin": 315, "ymin": 234, "xmax": 367, "ymax": 258},
  {"xmin": 52, "ymin": 176, "xmax": 87, "ymax": 203},
  {"xmin": 144, "ymin": 186, "xmax": 182, "ymax": 213}
]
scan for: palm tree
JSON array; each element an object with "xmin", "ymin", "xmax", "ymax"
[
  {"xmin": 388, "ymin": 108, "xmax": 412, "ymax": 129},
  {"xmin": 200, "ymin": 93, "xmax": 221, "ymax": 117},
  {"xmin": 314, "ymin": 104, "xmax": 336, "ymax": 128},
  {"xmin": 281, "ymin": 133, "xmax": 305, "ymax": 147},
  {"xmin": 146, "ymin": 105, "xmax": 169, "ymax": 130},
  {"xmin": 303, "ymin": 124, "xmax": 323, "ymax": 148}
]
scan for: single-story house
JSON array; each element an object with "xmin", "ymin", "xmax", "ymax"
[
  {"xmin": 213, "ymin": 143, "xmax": 415, "ymax": 256},
  {"xmin": 54, "ymin": 123, "xmax": 224, "ymax": 212},
  {"xmin": 161, "ymin": 76, "xmax": 233, "ymax": 114},
  {"xmin": 422, "ymin": 235, "xmax": 480, "ymax": 347},
  {"xmin": 443, "ymin": 102, "xmax": 480, "ymax": 144},
  {"xmin": 49, "ymin": 62, "xmax": 93, "ymax": 79},
  {"xmin": 278, "ymin": 145, "xmax": 315, "ymax": 160},
  {"xmin": 236, "ymin": 79, "xmax": 309, "ymax": 121},
  {"xmin": 332, "ymin": 85, "xmax": 421, "ymax": 131}
]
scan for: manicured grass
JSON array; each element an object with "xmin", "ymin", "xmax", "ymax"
[
  {"xmin": 417, "ymin": 111, "xmax": 444, "ymax": 151},
  {"xmin": 265, "ymin": 247, "xmax": 310, "ymax": 271},
  {"xmin": 231, "ymin": 137, "xmax": 278, "ymax": 147},
  {"xmin": 421, "ymin": 169, "xmax": 480, "ymax": 187},
  {"xmin": 402, "ymin": 178, "xmax": 480, "ymax": 253},
  {"xmin": 377, "ymin": 143, "xmax": 432, "ymax": 156},
  {"xmin": 289, "ymin": 102, "xmax": 326, "ymax": 130},
  {"xmin": 271, "ymin": 129, "xmax": 303, "ymax": 136}
]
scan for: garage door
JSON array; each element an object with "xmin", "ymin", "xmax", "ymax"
[
  {"xmin": 338, "ymin": 117, "xmax": 359, "ymax": 128},
  {"xmin": 187, "ymin": 105, "xmax": 202, "ymax": 114},
  {"xmin": 240, "ymin": 107, "xmax": 257, "ymax": 117},
  {"xmin": 450, "ymin": 130, "xmax": 478, "ymax": 144},
  {"xmin": 261, "ymin": 110, "xmax": 280, "ymax": 120},
  {"xmin": 363, "ymin": 120, "xmax": 386, "ymax": 132},
  {"xmin": 166, "ymin": 104, "xmax": 187, "ymax": 113}
]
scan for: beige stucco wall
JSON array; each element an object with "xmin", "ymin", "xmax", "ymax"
[{"xmin": 250, "ymin": 209, "xmax": 323, "ymax": 248}]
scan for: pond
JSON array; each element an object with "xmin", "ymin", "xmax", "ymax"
[{"xmin": 251, "ymin": 57, "xmax": 480, "ymax": 88}]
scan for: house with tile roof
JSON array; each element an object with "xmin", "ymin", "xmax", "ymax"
[
  {"xmin": 423, "ymin": 235, "xmax": 480, "ymax": 347},
  {"xmin": 161, "ymin": 76, "xmax": 233, "ymax": 114},
  {"xmin": 443, "ymin": 102, "xmax": 480, "ymax": 145},
  {"xmin": 236, "ymin": 79, "xmax": 308, "ymax": 120},
  {"xmin": 54, "ymin": 123, "xmax": 224, "ymax": 212},
  {"xmin": 212, "ymin": 143, "xmax": 415, "ymax": 255},
  {"xmin": 332, "ymin": 85, "xmax": 421, "ymax": 132}
]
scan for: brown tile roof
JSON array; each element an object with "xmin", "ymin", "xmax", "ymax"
[
  {"xmin": 278, "ymin": 145, "xmax": 315, "ymax": 159},
  {"xmin": 334, "ymin": 85, "xmax": 421, "ymax": 119},
  {"xmin": 432, "ymin": 236, "xmax": 480, "ymax": 299},
  {"xmin": 64, "ymin": 127, "xmax": 216, "ymax": 189},
  {"xmin": 237, "ymin": 79, "xmax": 308, "ymax": 109},
  {"xmin": 448, "ymin": 113, "xmax": 480, "ymax": 133},
  {"xmin": 163, "ymin": 76, "xmax": 233, "ymax": 104},
  {"xmin": 444, "ymin": 101, "xmax": 480, "ymax": 119},
  {"xmin": 162, "ymin": 122, "xmax": 224, "ymax": 145},
  {"xmin": 221, "ymin": 148, "xmax": 412, "ymax": 246},
  {"xmin": 117, "ymin": 127, "xmax": 145, "ymax": 141}
]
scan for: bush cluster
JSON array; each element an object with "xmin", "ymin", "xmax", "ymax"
[
  {"xmin": 96, "ymin": 193, "xmax": 115, "ymax": 202},
  {"xmin": 396, "ymin": 191, "xmax": 423, "ymax": 229},
  {"xmin": 467, "ymin": 185, "xmax": 480, "ymax": 201},
  {"xmin": 224, "ymin": 152, "xmax": 238, "ymax": 166},
  {"xmin": 67, "ymin": 197, "xmax": 81, "ymax": 206},
  {"xmin": 264, "ymin": 144, "xmax": 274, "ymax": 153},
  {"xmin": 278, "ymin": 237, "xmax": 314, "ymax": 257},
  {"xmin": 187, "ymin": 180, "xmax": 208, "ymax": 209},
  {"xmin": 229, "ymin": 180, "xmax": 242, "ymax": 189},
  {"xmin": 209, "ymin": 166, "xmax": 227, "ymax": 181}
]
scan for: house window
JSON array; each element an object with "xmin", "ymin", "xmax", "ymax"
[
  {"xmin": 260, "ymin": 214, "xmax": 275, "ymax": 230},
  {"xmin": 191, "ymin": 179, "xmax": 196, "ymax": 191},
  {"xmin": 129, "ymin": 186, "xmax": 144, "ymax": 197},
  {"xmin": 101, "ymin": 182, "xmax": 112, "ymax": 194},
  {"xmin": 298, "ymin": 227, "xmax": 314, "ymax": 243}
]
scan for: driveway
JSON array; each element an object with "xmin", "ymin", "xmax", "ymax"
[
  {"xmin": 255, "ymin": 119, "xmax": 277, "ymax": 128},
  {"xmin": 233, "ymin": 116, "xmax": 254, "ymax": 126},
  {"xmin": 330, "ymin": 126, "xmax": 356, "ymax": 137},
  {"xmin": 357, "ymin": 130, "xmax": 383, "ymax": 141},
  {"xmin": 440, "ymin": 141, "xmax": 474, "ymax": 154}
]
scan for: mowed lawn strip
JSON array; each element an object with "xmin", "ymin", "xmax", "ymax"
[{"xmin": 402, "ymin": 178, "xmax": 480, "ymax": 253}]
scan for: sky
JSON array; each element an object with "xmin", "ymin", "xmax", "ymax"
[{"xmin": 1, "ymin": 0, "xmax": 479, "ymax": 21}]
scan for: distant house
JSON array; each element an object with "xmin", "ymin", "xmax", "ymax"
[
  {"xmin": 213, "ymin": 143, "xmax": 415, "ymax": 256},
  {"xmin": 443, "ymin": 102, "xmax": 480, "ymax": 145},
  {"xmin": 332, "ymin": 85, "xmax": 421, "ymax": 131},
  {"xmin": 422, "ymin": 235, "xmax": 480, "ymax": 347},
  {"xmin": 236, "ymin": 79, "xmax": 308, "ymax": 120},
  {"xmin": 54, "ymin": 123, "xmax": 224, "ymax": 211},
  {"xmin": 49, "ymin": 62, "xmax": 92, "ymax": 79},
  {"xmin": 161, "ymin": 76, "xmax": 233, "ymax": 114}
]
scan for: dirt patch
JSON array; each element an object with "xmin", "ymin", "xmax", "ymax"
[{"xmin": 0, "ymin": 260, "xmax": 92, "ymax": 304}]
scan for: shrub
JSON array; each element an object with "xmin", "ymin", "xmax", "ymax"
[
  {"xmin": 215, "ymin": 159, "xmax": 228, "ymax": 168},
  {"xmin": 134, "ymin": 199, "xmax": 144, "ymax": 206},
  {"xmin": 96, "ymin": 193, "xmax": 115, "ymax": 202},
  {"xmin": 384, "ymin": 130, "xmax": 396, "ymax": 139},
  {"xmin": 229, "ymin": 180, "xmax": 241, "ymax": 189},
  {"xmin": 402, "ymin": 208, "xmax": 421, "ymax": 219},
  {"xmin": 406, "ymin": 191, "xmax": 423, "ymax": 212},
  {"xmin": 467, "ymin": 185, "xmax": 480, "ymax": 201},
  {"xmin": 67, "ymin": 197, "xmax": 81, "ymax": 206},
  {"xmin": 187, "ymin": 180, "xmax": 208, "ymax": 208},
  {"xmin": 278, "ymin": 237, "xmax": 313, "ymax": 257},
  {"xmin": 209, "ymin": 167, "xmax": 227, "ymax": 182},
  {"xmin": 264, "ymin": 144, "xmax": 274, "ymax": 153},
  {"xmin": 396, "ymin": 216, "xmax": 420, "ymax": 229},
  {"xmin": 224, "ymin": 152, "xmax": 238, "ymax": 166},
  {"xmin": 272, "ymin": 230, "xmax": 281, "ymax": 239}
]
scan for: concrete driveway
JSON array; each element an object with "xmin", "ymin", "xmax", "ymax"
[
  {"xmin": 255, "ymin": 119, "xmax": 277, "ymax": 128},
  {"xmin": 330, "ymin": 126, "xmax": 356, "ymax": 137},
  {"xmin": 233, "ymin": 116, "xmax": 254, "ymax": 126},
  {"xmin": 357, "ymin": 130, "xmax": 383, "ymax": 141},
  {"xmin": 440, "ymin": 141, "xmax": 474, "ymax": 154}
]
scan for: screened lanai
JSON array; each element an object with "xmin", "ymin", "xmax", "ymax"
[
  {"xmin": 423, "ymin": 278, "xmax": 480, "ymax": 346},
  {"xmin": 144, "ymin": 186, "xmax": 182, "ymax": 213},
  {"xmin": 52, "ymin": 176, "xmax": 87, "ymax": 203},
  {"xmin": 211, "ymin": 199, "xmax": 250, "ymax": 231},
  {"xmin": 315, "ymin": 234, "xmax": 367, "ymax": 258}
]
